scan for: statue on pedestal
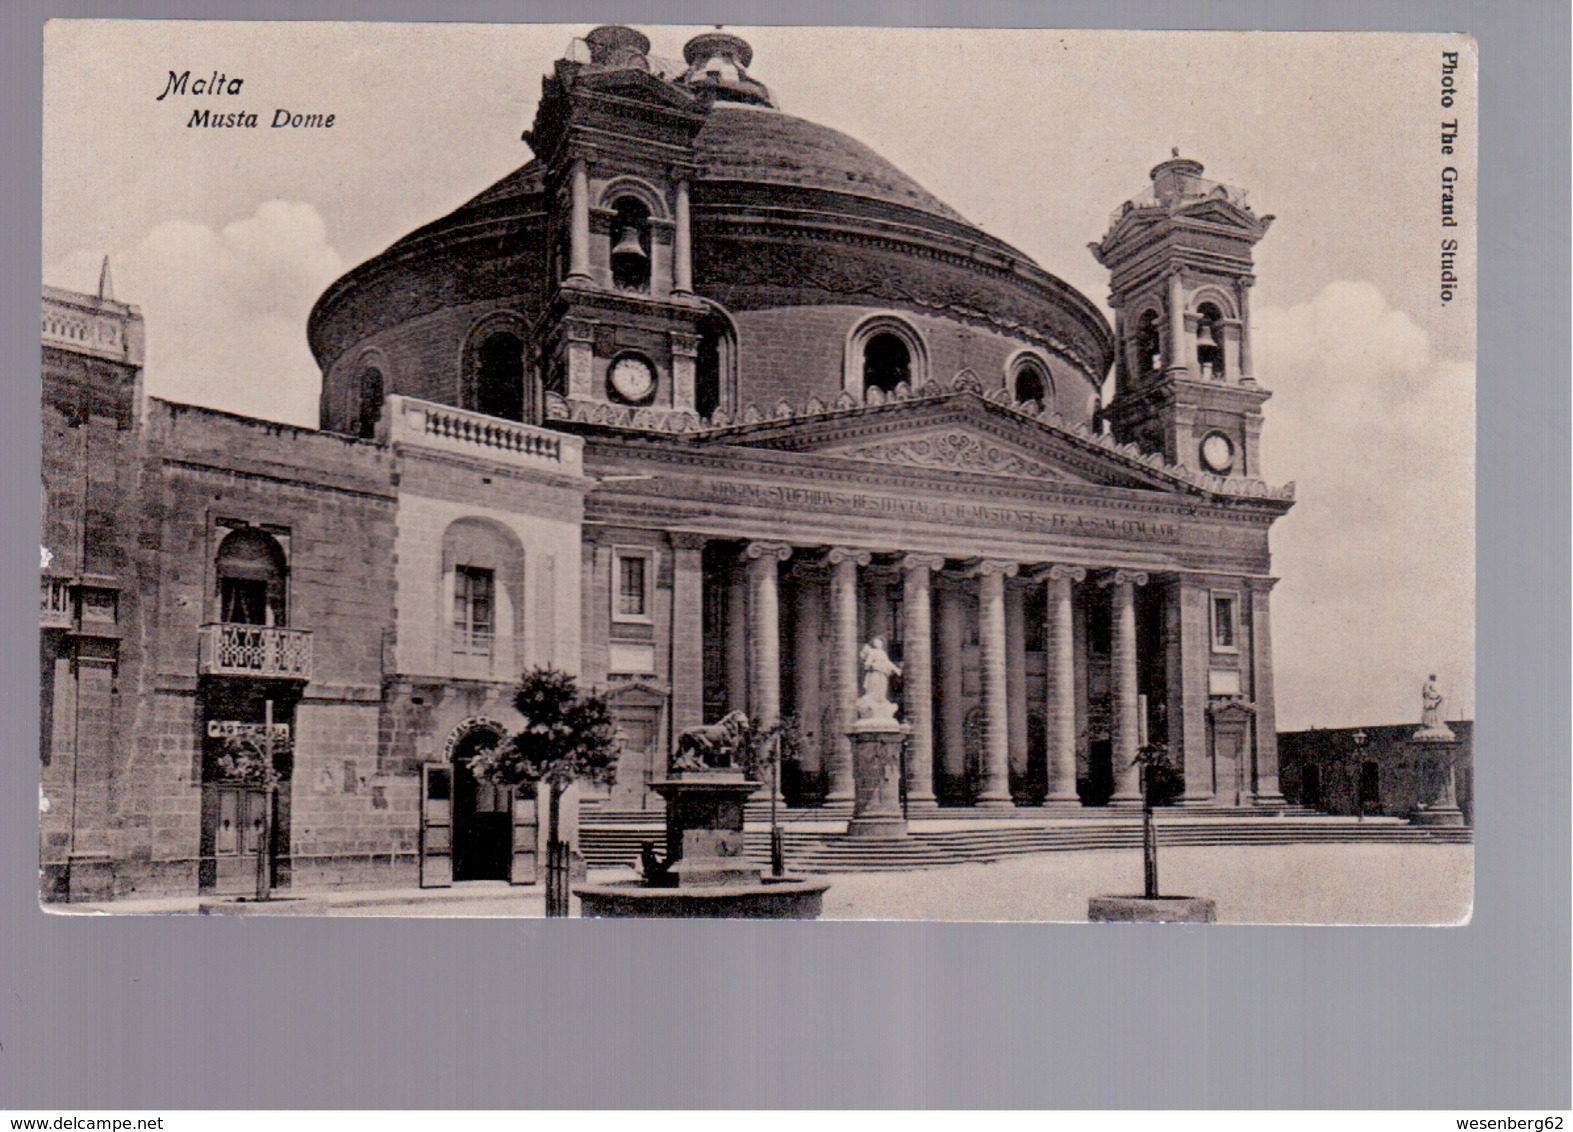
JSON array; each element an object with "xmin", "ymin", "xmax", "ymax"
[
  {"xmin": 1415, "ymin": 673, "xmax": 1455, "ymax": 743},
  {"xmin": 671, "ymin": 710, "xmax": 749, "ymax": 771},
  {"xmin": 854, "ymin": 638, "xmax": 902, "ymax": 726},
  {"xmin": 1421, "ymin": 674, "xmax": 1445, "ymax": 730}
]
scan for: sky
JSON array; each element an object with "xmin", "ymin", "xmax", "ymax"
[{"xmin": 41, "ymin": 22, "xmax": 1476, "ymax": 730}]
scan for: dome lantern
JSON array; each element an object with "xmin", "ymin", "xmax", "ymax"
[{"xmin": 679, "ymin": 30, "xmax": 774, "ymax": 107}]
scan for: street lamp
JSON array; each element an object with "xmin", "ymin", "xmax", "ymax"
[{"xmin": 1350, "ymin": 729, "xmax": 1368, "ymax": 822}]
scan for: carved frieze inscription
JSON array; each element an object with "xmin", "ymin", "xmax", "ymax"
[
  {"xmin": 833, "ymin": 432, "xmax": 1070, "ymax": 481},
  {"xmin": 703, "ymin": 480, "xmax": 1181, "ymax": 541}
]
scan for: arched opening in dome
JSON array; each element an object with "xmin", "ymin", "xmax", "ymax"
[
  {"xmin": 355, "ymin": 366, "xmax": 384, "ymax": 440},
  {"xmin": 216, "ymin": 528, "xmax": 288, "ymax": 627},
  {"xmin": 1133, "ymin": 310, "xmax": 1162, "ymax": 379},
  {"xmin": 609, "ymin": 197, "xmax": 652, "ymax": 292},
  {"xmin": 1011, "ymin": 355, "xmax": 1053, "ymax": 410},
  {"xmin": 1195, "ymin": 302, "xmax": 1225, "ymax": 379},
  {"xmin": 863, "ymin": 333, "xmax": 911, "ymax": 396},
  {"xmin": 695, "ymin": 307, "xmax": 737, "ymax": 420},
  {"xmin": 473, "ymin": 332, "xmax": 525, "ymax": 422}
]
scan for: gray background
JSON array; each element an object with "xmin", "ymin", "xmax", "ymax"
[{"xmin": 4, "ymin": 0, "xmax": 1566, "ymax": 1110}]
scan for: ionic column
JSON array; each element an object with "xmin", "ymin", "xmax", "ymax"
[
  {"xmin": 744, "ymin": 543, "xmax": 792, "ymax": 730},
  {"xmin": 1005, "ymin": 581, "xmax": 1028, "ymax": 797},
  {"xmin": 672, "ymin": 178, "xmax": 693, "ymax": 295},
  {"xmin": 936, "ymin": 579, "xmax": 966, "ymax": 794},
  {"xmin": 669, "ymin": 533, "xmax": 706, "ymax": 738},
  {"xmin": 1042, "ymin": 565, "xmax": 1086, "ymax": 807},
  {"xmin": 901, "ymin": 554, "xmax": 945, "ymax": 812},
  {"xmin": 1237, "ymin": 282, "xmax": 1254, "ymax": 380},
  {"xmin": 788, "ymin": 569, "xmax": 825, "ymax": 780},
  {"xmin": 724, "ymin": 565, "xmax": 750, "ymax": 716},
  {"xmin": 825, "ymin": 548, "xmax": 870, "ymax": 807},
  {"xmin": 1248, "ymin": 577, "xmax": 1285, "ymax": 805},
  {"xmin": 568, "ymin": 159, "xmax": 592, "ymax": 282},
  {"xmin": 969, "ymin": 560, "xmax": 1019, "ymax": 809},
  {"xmin": 1101, "ymin": 569, "xmax": 1149, "ymax": 807}
]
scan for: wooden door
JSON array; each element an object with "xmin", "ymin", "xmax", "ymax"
[
  {"xmin": 509, "ymin": 791, "xmax": 538, "ymax": 885},
  {"xmin": 420, "ymin": 762, "xmax": 453, "ymax": 888}
]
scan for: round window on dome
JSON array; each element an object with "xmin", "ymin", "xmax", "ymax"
[{"xmin": 1010, "ymin": 355, "xmax": 1053, "ymax": 410}]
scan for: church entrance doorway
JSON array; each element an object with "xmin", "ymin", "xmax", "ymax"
[{"xmin": 451, "ymin": 730, "xmax": 511, "ymax": 881}]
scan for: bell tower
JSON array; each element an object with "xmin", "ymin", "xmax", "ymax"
[
  {"xmin": 526, "ymin": 25, "xmax": 714, "ymax": 415},
  {"xmin": 1092, "ymin": 153, "xmax": 1275, "ymax": 479}
]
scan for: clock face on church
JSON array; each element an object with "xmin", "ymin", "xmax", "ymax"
[
  {"xmin": 608, "ymin": 355, "xmax": 657, "ymax": 405},
  {"xmin": 1200, "ymin": 431, "xmax": 1235, "ymax": 474}
]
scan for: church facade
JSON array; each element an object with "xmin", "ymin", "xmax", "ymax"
[{"xmin": 41, "ymin": 26, "xmax": 1294, "ymax": 900}]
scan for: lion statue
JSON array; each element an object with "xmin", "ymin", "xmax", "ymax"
[{"xmin": 672, "ymin": 710, "xmax": 750, "ymax": 771}]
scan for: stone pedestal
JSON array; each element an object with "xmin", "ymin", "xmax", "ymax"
[
  {"xmin": 1410, "ymin": 727, "xmax": 1465, "ymax": 827},
  {"xmin": 651, "ymin": 771, "xmax": 760, "ymax": 887},
  {"xmin": 1088, "ymin": 896, "xmax": 1217, "ymax": 923},
  {"xmin": 846, "ymin": 721, "xmax": 910, "ymax": 838}
]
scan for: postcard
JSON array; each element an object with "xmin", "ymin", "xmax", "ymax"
[{"xmin": 40, "ymin": 22, "xmax": 1475, "ymax": 923}]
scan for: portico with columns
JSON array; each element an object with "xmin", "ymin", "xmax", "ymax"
[{"xmin": 576, "ymin": 385, "xmax": 1293, "ymax": 814}]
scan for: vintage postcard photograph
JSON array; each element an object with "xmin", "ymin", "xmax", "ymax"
[{"xmin": 40, "ymin": 22, "xmax": 1475, "ymax": 923}]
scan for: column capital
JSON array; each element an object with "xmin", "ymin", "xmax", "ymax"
[
  {"xmin": 1096, "ymin": 568, "xmax": 1149, "ymax": 588},
  {"xmin": 1243, "ymin": 575, "xmax": 1280, "ymax": 593},
  {"xmin": 826, "ymin": 546, "xmax": 872, "ymax": 567},
  {"xmin": 965, "ymin": 559, "xmax": 1019, "ymax": 579},
  {"xmin": 1030, "ymin": 563, "xmax": 1087, "ymax": 584},
  {"xmin": 744, "ymin": 541, "xmax": 792, "ymax": 563},
  {"xmin": 900, "ymin": 552, "xmax": 946, "ymax": 575}
]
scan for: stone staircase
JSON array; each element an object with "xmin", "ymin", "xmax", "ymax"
[{"xmin": 579, "ymin": 811, "xmax": 1472, "ymax": 873}]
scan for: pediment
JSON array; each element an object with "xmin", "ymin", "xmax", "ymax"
[
  {"xmin": 1177, "ymin": 198, "xmax": 1273, "ymax": 235},
  {"xmin": 811, "ymin": 425, "xmax": 1097, "ymax": 484},
  {"xmin": 718, "ymin": 397, "xmax": 1174, "ymax": 491}
]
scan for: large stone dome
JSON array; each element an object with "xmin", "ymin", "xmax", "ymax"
[
  {"xmin": 307, "ymin": 29, "xmax": 1112, "ymax": 434},
  {"xmin": 692, "ymin": 102, "xmax": 971, "ymax": 227}
]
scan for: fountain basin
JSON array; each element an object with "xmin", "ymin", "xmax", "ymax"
[{"xmin": 575, "ymin": 876, "xmax": 829, "ymax": 919}]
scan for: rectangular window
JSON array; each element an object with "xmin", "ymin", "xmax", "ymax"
[
  {"xmin": 454, "ymin": 566, "xmax": 495, "ymax": 655},
  {"xmin": 613, "ymin": 549, "xmax": 653, "ymax": 623},
  {"xmin": 1211, "ymin": 591, "xmax": 1239, "ymax": 653}
]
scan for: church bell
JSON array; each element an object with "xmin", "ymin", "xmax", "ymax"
[{"xmin": 611, "ymin": 226, "xmax": 647, "ymax": 264}]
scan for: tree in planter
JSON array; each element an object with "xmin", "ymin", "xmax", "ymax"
[{"xmin": 465, "ymin": 667, "xmax": 620, "ymax": 913}]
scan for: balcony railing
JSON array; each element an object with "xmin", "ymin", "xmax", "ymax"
[
  {"xmin": 199, "ymin": 623, "xmax": 313, "ymax": 681},
  {"xmin": 386, "ymin": 395, "xmax": 583, "ymax": 475},
  {"xmin": 40, "ymin": 577, "xmax": 72, "ymax": 629}
]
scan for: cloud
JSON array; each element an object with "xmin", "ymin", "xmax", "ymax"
[
  {"xmin": 47, "ymin": 200, "xmax": 342, "ymax": 426},
  {"xmin": 1257, "ymin": 281, "xmax": 1474, "ymax": 729}
]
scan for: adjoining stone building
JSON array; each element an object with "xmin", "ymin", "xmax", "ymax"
[
  {"xmin": 42, "ymin": 26, "xmax": 1298, "ymax": 900},
  {"xmin": 1277, "ymin": 722, "xmax": 1474, "ymax": 826}
]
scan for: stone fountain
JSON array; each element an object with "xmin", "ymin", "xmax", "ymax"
[{"xmin": 573, "ymin": 713, "xmax": 829, "ymax": 918}]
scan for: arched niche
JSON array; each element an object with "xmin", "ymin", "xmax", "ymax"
[
  {"xmin": 440, "ymin": 517, "xmax": 527, "ymax": 680},
  {"xmin": 460, "ymin": 313, "xmax": 532, "ymax": 424}
]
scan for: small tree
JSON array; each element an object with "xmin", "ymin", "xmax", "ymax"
[{"xmin": 466, "ymin": 666, "xmax": 621, "ymax": 853}]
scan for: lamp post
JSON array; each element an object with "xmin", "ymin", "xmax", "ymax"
[
  {"xmin": 1350, "ymin": 729, "xmax": 1368, "ymax": 822},
  {"xmin": 769, "ymin": 729, "xmax": 784, "ymax": 877}
]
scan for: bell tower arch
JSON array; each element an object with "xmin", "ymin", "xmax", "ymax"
[{"xmin": 1093, "ymin": 153, "xmax": 1276, "ymax": 478}]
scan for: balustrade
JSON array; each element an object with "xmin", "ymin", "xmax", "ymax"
[{"xmin": 199, "ymin": 623, "xmax": 313, "ymax": 681}]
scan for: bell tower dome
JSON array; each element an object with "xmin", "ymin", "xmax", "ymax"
[
  {"xmin": 526, "ymin": 26, "xmax": 711, "ymax": 415},
  {"xmin": 1092, "ymin": 153, "xmax": 1275, "ymax": 478}
]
